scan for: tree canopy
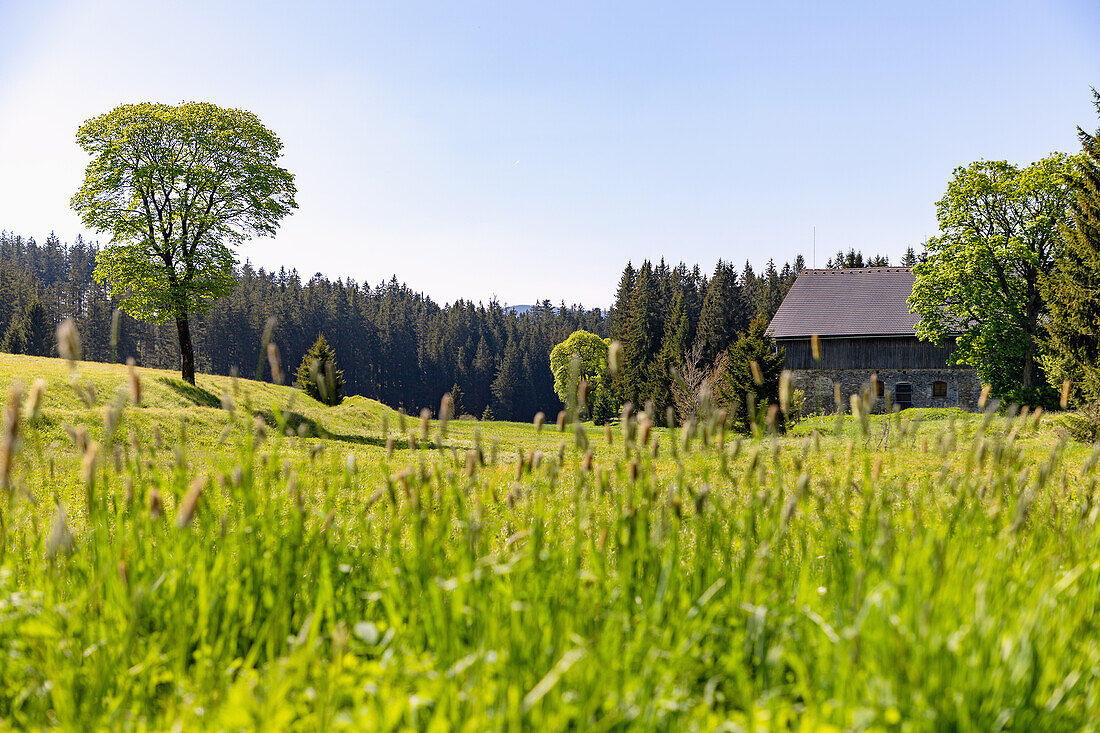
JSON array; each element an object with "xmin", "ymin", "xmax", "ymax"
[
  {"xmin": 72, "ymin": 101, "xmax": 297, "ymax": 383},
  {"xmin": 909, "ymin": 155, "xmax": 1076, "ymax": 405},
  {"xmin": 549, "ymin": 330, "xmax": 609, "ymax": 420}
]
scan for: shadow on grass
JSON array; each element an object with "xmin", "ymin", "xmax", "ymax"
[
  {"xmin": 157, "ymin": 377, "xmax": 221, "ymax": 408},
  {"xmin": 254, "ymin": 407, "xmax": 438, "ymax": 450}
]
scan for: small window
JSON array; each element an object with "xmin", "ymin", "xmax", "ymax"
[
  {"xmin": 874, "ymin": 377, "xmax": 884, "ymax": 398},
  {"xmin": 932, "ymin": 380, "xmax": 948, "ymax": 398}
]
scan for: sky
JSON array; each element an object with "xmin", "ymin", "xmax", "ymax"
[{"xmin": 0, "ymin": 0, "xmax": 1097, "ymax": 309}]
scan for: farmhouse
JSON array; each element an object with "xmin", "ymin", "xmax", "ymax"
[{"xmin": 767, "ymin": 267, "xmax": 982, "ymax": 411}]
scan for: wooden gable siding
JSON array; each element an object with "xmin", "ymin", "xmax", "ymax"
[{"xmin": 778, "ymin": 336, "xmax": 956, "ymax": 370}]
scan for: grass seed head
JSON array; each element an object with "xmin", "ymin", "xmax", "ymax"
[
  {"xmin": 26, "ymin": 378, "xmax": 45, "ymax": 421},
  {"xmin": 419, "ymin": 408, "xmax": 431, "ymax": 440},
  {"xmin": 126, "ymin": 357, "xmax": 142, "ymax": 404},
  {"xmin": 56, "ymin": 318, "xmax": 82, "ymax": 366},
  {"xmin": 148, "ymin": 488, "xmax": 163, "ymax": 520},
  {"xmin": 778, "ymin": 370, "xmax": 792, "ymax": 414},
  {"xmin": 979, "ymin": 384, "xmax": 992, "ymax": 410},
  {"xmin": 750, "ymin": 360, "xmax": 763, "ymax": 386},
  {"xmin": 1061, "ymin": 380, "xmax": 1071, "ymax": 409},
  {"xmin": 534, "ymin": 411, "xmax": 545, "ymax": 433},
  {"xmin": 608, "ymin": 340, "xmax": 621, "ymax": 374},
  {"xmin": 46, "ymin": 502, "xmax": 74, "ymax": 558},
  {"xmin": 267, "ymin": 342, "xmax": 283, "ymax": 385},
  {"xmin": 0, "ymin": 382, "xmax": 23, "ymax": 490},
  {"xmin": 176, "ymin": 476, "xmax": 205, "ymax": 528}
]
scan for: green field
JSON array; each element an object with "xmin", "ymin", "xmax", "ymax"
[{"xmin": 0, "ymin": 354, "xmax": 1098, "ymax": 730}]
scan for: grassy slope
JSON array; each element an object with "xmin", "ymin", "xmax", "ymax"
[{"xmin": 0, "ymin": 354, "xmax": 1098, "ymax": 729}]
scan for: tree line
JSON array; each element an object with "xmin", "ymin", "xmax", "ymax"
[
  {"xmin": 600, "ymin": 256, "xmax": 806, "ymax": 424},
  {"xmin": 0, "ymin": 230, "xmax": 607, "ymax": 420}
]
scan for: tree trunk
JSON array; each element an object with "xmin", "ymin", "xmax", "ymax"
[
  {"xmin": 1021, "ymin": 275, "xmax": 1041, "ymax": 395},
  {"xmin": 1022, "ymin": 332, "xmax": 1035, "ymax": 392},
  {"xmin": 176, "ymin": 314, "xmax": 195, "ymax": 385}
]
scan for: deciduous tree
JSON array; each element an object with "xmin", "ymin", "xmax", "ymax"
[
  {"xmin": 72, "ymin": 102, "xmax": 297, "ymax": 384},
  {"xmin": 549, "ymin": 329, "xmax": 610, "ymax": 421},
  {"xmin": 909, "ymin": 155, "xmax": 1075, "ymax": 405}
]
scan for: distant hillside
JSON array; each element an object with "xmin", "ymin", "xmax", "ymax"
[{"xmin": 504, "ymin": 304, "xmax": 533, "ymax": 315}]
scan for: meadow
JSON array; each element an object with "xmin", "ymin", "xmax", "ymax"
[{"xmin": 0, "ymin": 353, "xmax": 1098, "ymax": 730}]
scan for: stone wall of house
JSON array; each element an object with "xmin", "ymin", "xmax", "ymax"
[{"xmin": 791, "ymin": 367, "xmax": 983, "ymax": 414}]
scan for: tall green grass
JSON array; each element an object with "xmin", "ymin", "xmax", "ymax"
[{"xmin": 0, "ymin": 354, "xmax": 1097, "ymax": 730}]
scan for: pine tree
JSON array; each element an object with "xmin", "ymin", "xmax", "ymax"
[
  {"xmin": 901, "ymin": 247, "xmax": 918, "ymax": 266},
  {"xmin": 1044, "ymin": 90, "xmax": 1100, "ymax": 403},
  {"xmin": 481, "ymin": 405, "xmax": 495, "ymax": 421},
  {"xmin": 294, "ymin": 333, "xmax": 345, "ymax": 405}
]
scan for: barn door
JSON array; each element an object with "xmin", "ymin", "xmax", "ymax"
[{"xmin": 894, "ymin": 382, "xmax": 912, "ymax": 409}]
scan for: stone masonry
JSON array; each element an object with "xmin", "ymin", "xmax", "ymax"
[{"xmin": 791, "ymin": 367, "xmax": 983, "ymax": 414}]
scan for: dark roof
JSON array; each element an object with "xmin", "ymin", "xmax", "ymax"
[{"xmin": 768, "ymin": 267, "xmax": 918, "ymax": 338}]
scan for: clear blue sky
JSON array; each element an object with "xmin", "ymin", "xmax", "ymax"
[{"xmin": 1, "ymin": 0, "xmax": 1097, "ymax": 308}]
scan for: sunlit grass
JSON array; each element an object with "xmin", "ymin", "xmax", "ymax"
[{"xmin": 0, "ymin": 354, "xmax": 1097, "ymax": 730}]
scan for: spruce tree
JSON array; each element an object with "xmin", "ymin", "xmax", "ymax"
[
  {"xmin": 695, "ymin": 261, "xmax": 740, "ymax": 365},
  {"xmin": 294, "ymin": 333, "xmax": 345, "ymax": 405},
  {"xmin": 1, "ymin": 314, "xmax": 27, "ymax": 355},
  {"xmin": 619, "ymin": 261, "xmax": 662, "ymax": 406},
  {"xmin": 449, "ymin": 382, "xmax": 465, "ymax": 417},
  {"xmin": 714, "ymin": 316, "xmax": 786, "ymax": 433},
  {"xmin": 609, "ymin": 262, "xmax": 636, "ymax": 340},
  {"xmin": 490, "ymin": 340, "xmax": 524, "ymax": 419},
  {"xmin": 23, "ymin": 298, "xmax": 52, "ymax": 357},
  {"xmin": 1044, "ymin": 90, "xmax": 1100, "ymax": 403}
]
